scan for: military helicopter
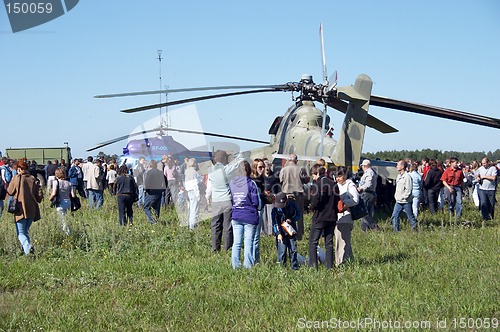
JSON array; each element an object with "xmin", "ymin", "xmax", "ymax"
[
  {"xmin": 91, "ymin": 24, "xmax": 500, "ymax": 177},
  {"xmin": 86, "ymin": 117, "xmax": 267, "ymax": 169}
]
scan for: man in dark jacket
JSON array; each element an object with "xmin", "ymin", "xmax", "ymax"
[
  {"xmin": 68, "ymin": 159, "xmax": 85, "ymax": 198},
  {"xmin": 424, "ymin": 159, "xmax": 443, "ymax": 214},
  {"xmin": 308, "ymin": 164, "xmax": 338, "ymax": 269},
  {"xmin": 143, "ymin": 160, "xmax": 166, "ymax": 224}
]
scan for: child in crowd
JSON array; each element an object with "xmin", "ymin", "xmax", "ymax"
[
  {"xmin": 106, "ymin": 164, "xmax": 117, "ymax": 196},
  {"xmin": 271, "ymin": 192, "xmax": 302, "ymax": 270}
]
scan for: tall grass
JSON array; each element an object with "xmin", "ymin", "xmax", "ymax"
[{"xmin": 0, "ymin": 194, "xmax": 498, "ymax": 331}]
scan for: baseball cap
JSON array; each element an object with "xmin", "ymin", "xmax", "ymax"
[
  {"xmin": 360, "ymin": 159, "xmax": 371, "ymax": 166},
  {"xmin": 274, "ymin": 192, "xmax": 288, "ymax": 208}
]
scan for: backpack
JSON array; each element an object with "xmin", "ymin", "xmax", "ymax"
[{"xmin": 2, "ymin": 166, "xmax": 13, "ymax": 184}]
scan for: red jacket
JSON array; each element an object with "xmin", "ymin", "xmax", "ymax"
[{"xmin": 440, "ymin": 167, "xmax": 464, "ymax": 187}]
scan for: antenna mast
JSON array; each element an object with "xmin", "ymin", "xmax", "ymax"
[{"xmin": 157, "ymin": 50, "xmax": 164, "ymax": 129}]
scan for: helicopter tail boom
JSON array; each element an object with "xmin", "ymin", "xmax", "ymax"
[{"xmin": 331, "ymin": 74, "xmax": 373, "ymax": 171}]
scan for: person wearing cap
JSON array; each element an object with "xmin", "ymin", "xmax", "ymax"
[
  {"xmin": 357, "ymin": 159, "xmax": 380, "ymax": 231},
  {"xmin": 271, "ymin": 192, "xmax": 302, "ymax": 270},
  {"xmin": 279, "ymin": 153, "xmax": 310, "ymax": 240}
]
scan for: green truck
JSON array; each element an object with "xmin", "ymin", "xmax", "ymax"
[{"xmin": 4, "ymin": 147, "xmax": 72, "ymax": 185}]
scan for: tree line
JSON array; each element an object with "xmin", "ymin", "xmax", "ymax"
[{"xmin": 362, "ymin": 149, "xmax": 500, "ymax": 164}]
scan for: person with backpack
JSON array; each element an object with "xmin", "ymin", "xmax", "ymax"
[
  {"xmin": 2, "ymin": 159, "xmax": 17, "ymax": 216},
  {"xmin": 0, "ymin": 175, "xmax": 6, "ymax": 217}
]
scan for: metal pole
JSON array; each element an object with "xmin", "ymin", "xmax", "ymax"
[{"xmin": 157, "ymin": 50, "xmax": 163, "ymax": 121}]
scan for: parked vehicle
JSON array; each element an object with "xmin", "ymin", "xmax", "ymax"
[{"xmin": 4, "ymin": 147, "xmax": 72, "ymax": 186}]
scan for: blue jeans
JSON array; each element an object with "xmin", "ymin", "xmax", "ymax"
[
  {"xmin": 0, "ymin": 200, "xmax": 4, "ymax": 217},
  {"xmin": 412, "ymin": 191, "xmax": 420, "ymax": 218},
  {"xmin": 56, "ymin": 198, "xmax": 71, "ymax": 235},
  {"xmin": 391, "ymin": 201, "xmax": 418, "ymax": 231},
  {"xmin": 360, "ymin": 192, "xmax": 379, "ymax": 231},
  {"xmin": 88, "ymin": 189, "xmax": 104, "ymax": 209},
  {"xmin": 137, "ymin": 185, "xmax": 145, "ymax": 208},
  {"xmin": 252, "ymin": 209, "xmax": 264, "ymax": 264},
  {"xmin": 231, "ymin": 220, "xmax": 257, "ymax": 269},
  {"xmin": 144, "ymin": 192, "xmax": 162, "ymax": 224},
  {"xmin": 445, "ymin": 186, "xmax": 463, "ymax": 218},
  {"xmin": 478, "ymin": 189, "xmax": 495, "ymax": 220},
  {"xmin": 16, "ymin": 218, "xmax": 33, "ymax": 255},
  {"xmin": 277, "ymin": 235, "xmax": 298, "ymax": 270}
]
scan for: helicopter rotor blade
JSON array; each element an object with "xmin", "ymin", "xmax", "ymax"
[
  {"xmin": 95, "ymin": 84, "xmax": 288, "ymax": 99},
  {"xmin": 325, "ymin": 97, "xmax": 398, "ymax": 133},
  {"xmin": 120, "ymin": 87, "xmax": 290, "ymax": 113},
  {"xmin": 319, "ymin": 23, "xmax": 328, "ymax": 85},
  {"xmin": 87, "ymin": 126, "xmax": 268, "ymax": 152},
  {"xmin": 370, "ymin": 95, "xmax": 500, "ymax": 129},
  {"xmin": 164, "ymin": 127, "xmax": 268, "ymax": 144},
  {"xmin": 327, "ymin": 71, "xmax": 338, "ymax": 92},
  {"xmin": 86, "ymin": 128, "xmax": 160, "ymax": 152}
]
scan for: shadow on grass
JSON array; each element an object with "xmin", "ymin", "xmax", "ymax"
[{"xmin": 357, "ymin": 252, "xmax": 410, "ymax": 266}]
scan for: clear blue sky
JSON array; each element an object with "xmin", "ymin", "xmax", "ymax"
[{"xmin": 1, "ymin": 1, "xmax": 499, "ymax": 159}]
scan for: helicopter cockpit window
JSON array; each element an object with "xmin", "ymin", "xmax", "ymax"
[{"xmin": 268, "ymin": 116, "xmax": 283, "ymax": 135}]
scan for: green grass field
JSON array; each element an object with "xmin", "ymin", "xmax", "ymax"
[{"xmin": 1, "ymin": 195, "xmax": 498, "ymax": 331}]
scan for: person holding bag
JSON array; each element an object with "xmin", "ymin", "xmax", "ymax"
[
  {"xmin": 49, "ymin": 168, "xmax": 75, "ymax": 235},
  {"xmin": 334, "ymin": 167, "xmax": 358, "ymax": 266},
  {"xmin": 271, "ymin": 192, "xmax": 301, "ymax": 270},
  {"xmin": 7, "ymin": 159, "xmax": 43, "ymax": 255}
]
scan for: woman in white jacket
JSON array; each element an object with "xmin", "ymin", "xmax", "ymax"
[
  {"xmin": 334, "ymin": 167, "xmax": 359, "ymax": 266},
  {"xmin": 184, "ymin": 158, "xmax": 202, "ymax": 230}
]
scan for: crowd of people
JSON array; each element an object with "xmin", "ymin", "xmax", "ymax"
[{"xmin": 0, "ymin": 153, "xmax": 497, "ymax": 270}]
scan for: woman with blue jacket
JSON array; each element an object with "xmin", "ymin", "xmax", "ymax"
[{"xmin": 229, "ymin": 160, "xmax": 261, "ymax": 269}]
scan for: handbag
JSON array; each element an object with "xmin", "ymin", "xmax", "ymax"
[
  {"xmin": 8, "ymin": 175, "xmax": 22, "ymax": 214},
  {"xmin": 70, "ymin": 196, "xmax": 81, "ymax": 212},
  {"xmin": 50, "ymin": 179, "xmax": 60, "ymax": 208},
  {"xmin": 337, "ymin": 199, "xmax": 348, "ymax": 213},
  {"xmin": 349, "ymin": 198, "xmax": 368, "ymax": 220}
]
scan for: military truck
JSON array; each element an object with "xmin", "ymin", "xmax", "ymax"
[{"xmin": 4, "ymin": 147, "xmax": 72, "ymax": 185}]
